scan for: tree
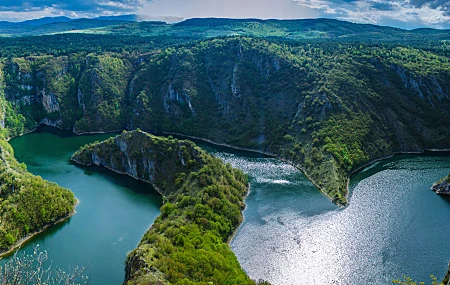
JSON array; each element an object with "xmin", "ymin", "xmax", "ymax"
[{"xmin": 0, "ymin": 245, "xmax": 89, "ymax": 285}]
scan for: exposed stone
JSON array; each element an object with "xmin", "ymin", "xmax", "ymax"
[{"xmin": 432, "ymin": 174, "xmax": 450, "ymax": 196}]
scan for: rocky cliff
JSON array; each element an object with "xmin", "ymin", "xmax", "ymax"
[
  {"xmin": 72, "ymin": 130, "xmax": 256, "ymax": 284},
  {"xmin": 432, "ymin": 174, "xmax": 450, "ymax": 196},
  {"xmin": 71, "ymin": 129, "xmax": 208, "ymax": 196}
]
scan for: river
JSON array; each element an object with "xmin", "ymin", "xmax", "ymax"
[
  {"xmin": 7, "ymin": 127, "xmax": 162, "ymax": 284},
  {"xmin": 6, "ymin": 127, "xmax": 450, "ymax": 284}
]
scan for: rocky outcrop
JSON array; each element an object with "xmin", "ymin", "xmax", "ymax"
[
  {"xmin": 40, "ymin": 88, "xmax": 60, "ymax": 113},
  {"xmin": 71, "ymin": 129, "xmax": 207, "ymax": 196},
  {"xmin": 432, "ymin": 174, "xmax": 450, "ymax": 196}
]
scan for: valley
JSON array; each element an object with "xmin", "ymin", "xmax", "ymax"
[{"xmin": 0, "ymin": 16, "xmax": 449, "ymax": 284}]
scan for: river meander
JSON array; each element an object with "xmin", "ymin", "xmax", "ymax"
[{"xmin": 6, "ymin": 127, "xmax": 450, "ymax": 285}]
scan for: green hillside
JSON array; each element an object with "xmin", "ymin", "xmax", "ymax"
[
  {"xmin": 72, "ymin": 130, "xmax": 256, "ymax": 284},
  {"xmin": 3, "ymin": 35, "xmax": 450, "ymax": 204}
]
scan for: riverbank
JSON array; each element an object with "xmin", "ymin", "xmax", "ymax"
[
  {"xmin": 0, "ymin": 199, "xmax": 78, "ymax": 258},
  {"xmin": 162, "ymin": 132, "xmax": 450, "ymax": 207},
  {"xmin": 346, "ymin": 149, "xmax": 450, "ymax": 202},
  {"xmin": 35, "ymin": 125, "xmax": 450, "ymax": 207}
]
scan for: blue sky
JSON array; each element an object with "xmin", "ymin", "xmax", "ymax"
[{"xmin": 1, "ymin": 0, "xmax": 450, "ymax": 29}]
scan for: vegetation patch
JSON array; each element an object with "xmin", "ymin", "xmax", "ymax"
[{"xmin": 72, "ymin": 130, "xmax": 263, "ymax": 284}]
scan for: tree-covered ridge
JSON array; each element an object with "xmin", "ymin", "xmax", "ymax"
[
  {"xmin": 4, "ymin": 17, "xmax": 450, "ymax": 47},
  {"xmin": 71, "ymin": 130, "xmax": 256, "ymax": 284},
  {"xmin": 71, "ymin": 130, "xmax": 209, "ymax": 195},
  {"xmin": 4, "ymin": 36, "xmax": 450, "ymax": 205}
]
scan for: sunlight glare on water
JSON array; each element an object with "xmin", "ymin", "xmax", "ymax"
[{"xmin": 207, "ymin": 149, "xmax": 450, "ymax": 285}]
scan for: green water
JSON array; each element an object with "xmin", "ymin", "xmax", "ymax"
[
  {"xmin": 5, "ymin": 127, "xmax": 450, "ymax": 285},
  {"xmin": 6, "ymin": 126, "xmax": 162, "ymax": 285}
]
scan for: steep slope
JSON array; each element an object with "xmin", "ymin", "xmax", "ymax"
[
  {"xmin": 71, "ymin": 130, "xmax": 255, "ymax": 284},
  {"xmin": 5, "ymin": 37, "xmax": 450, "ymax": 205},
  {"xmin": 444, "ymin": 263, "xmax": 450, "ymax": 285}
]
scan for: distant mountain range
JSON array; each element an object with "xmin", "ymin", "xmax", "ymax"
[
  {"xmin": 0, "ymin": 16, "xmax": 449, "ymax": 40},
  {"xmin": 0, "ymin": 15, "xmax": 140, "ymax": 36},
  {"xmin": 0, "ymin": 15, "xmax": 137, "ymax": 27}
]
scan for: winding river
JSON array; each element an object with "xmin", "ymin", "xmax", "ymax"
[{"xmin": 5, "ymin": 127, "xmax": 450, "ymax": 284}]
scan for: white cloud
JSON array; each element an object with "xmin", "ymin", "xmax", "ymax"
[
  {"xmin": 292, "ymin": 0, "xmax": 450, "ymax": 28},
  {"xmin": 0, "ymin": 7, "xmax": 62, "ymax": 22},
  {"xmin": 293, "ymin": 0, "xmax": 339, "ymax": 14}
]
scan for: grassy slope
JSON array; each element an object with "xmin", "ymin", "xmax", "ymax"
[{"xmin": 71, "ymin": 130, "xmax": 255, "ymax": 284}]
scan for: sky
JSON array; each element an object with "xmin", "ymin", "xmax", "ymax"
[{"xmin": 1, "ymin": 0, "xmax": 450, "ymax": 29}]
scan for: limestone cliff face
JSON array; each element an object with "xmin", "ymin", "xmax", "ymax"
[
  {"xmin": 432, "ymin": 174, "xmax": 450, "ymax": 196},
  {"xmin": 71, "ymin": 130, "xmax": 207, "ymax": 196},
  {"xmin": 39, "ymin": 88, "xmax": 60, "ymax": 113}
]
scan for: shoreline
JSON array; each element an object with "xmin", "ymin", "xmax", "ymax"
[
  {"xmin": 74, "ymin": 129, "xmax": 123, "ymax": 135},
  {"xmin": 6, "ymin": 126, "xmax": 39, "ymax": 142},
  {"xmin": 0, "ymin": 198, "xmax": 79, "ymax": 258},
  {"xmin": 345, "ymin": 149, "xmax": 450, "ymax": 203},
  {"xmin": 162, "ymin": 132, "xmax": 275, "ymax": 157},
  {"xmin": 13, "ymin": 126, "xmax": 450, "ymax": 207},
  {"xmin": 228, "ymin": 182, "xmax": 251, "ymax": 245}
]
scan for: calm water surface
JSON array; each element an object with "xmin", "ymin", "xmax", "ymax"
[
  {"xmin": 212, "ymin": 151, "xmax": 450, "ymax": 285},
  {"xmin": 5, "ymin": 128, "xmax": 450, "ymax": 285},
  {"xmin": 6, "ymin": 127, "xmax": 162, "ymax": 285}
]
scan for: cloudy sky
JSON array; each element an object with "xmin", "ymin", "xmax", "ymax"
[{"xmin": 1, "ymin": 0, "xmax": 450, "ymax": 29}]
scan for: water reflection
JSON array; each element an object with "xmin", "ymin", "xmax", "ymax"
[{"xmin": 211, "ymin": 151, "xmax": 450, "ymax": 285}]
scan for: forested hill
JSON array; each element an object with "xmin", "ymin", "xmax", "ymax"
[
  {"xmin": 2, "ymin": 16, "xmax": 450, "ymax": 44},
  {"xmin": 2, "ymin": 32, "xmax": 450, "ymax": 205}
]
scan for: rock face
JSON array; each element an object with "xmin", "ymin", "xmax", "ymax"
[
  {"xmin": 71, "ymin": 130, "xmax": 207, "ymax": 196},
  {"xmin": 71, "ymin": 130, "xmax": 255, "ymax": 285},
  {"xmin": 432, "ymin": 174, "xmax": 450, "ymax": 196}
]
